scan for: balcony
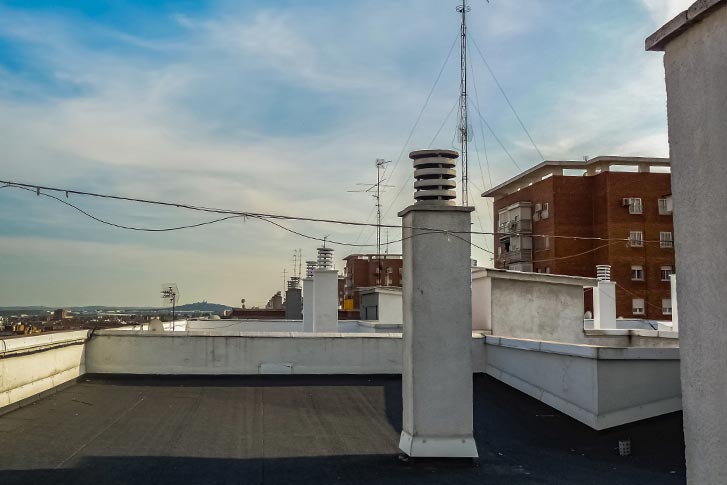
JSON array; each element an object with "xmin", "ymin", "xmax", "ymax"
[
  {"xmin": 504, "ymin": 249, "xmax": 533, "ymax": 264},
  {"xmin": 498, "ymin": 219, "xmax": 533, "ymax": 239}
]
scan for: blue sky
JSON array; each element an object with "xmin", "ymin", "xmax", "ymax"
[{"xmin": 0, "ymin": 0, "xmax": 691, "ymax": 307}]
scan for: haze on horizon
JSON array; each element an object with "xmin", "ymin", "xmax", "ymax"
[{"xmin": 0, "ymin": 0, "xmax": 691, "ymax": 308}]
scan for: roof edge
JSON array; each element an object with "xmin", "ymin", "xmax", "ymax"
[{"xmin": 646, "ymin": 0, "xmax": 727, "ymax": 51}]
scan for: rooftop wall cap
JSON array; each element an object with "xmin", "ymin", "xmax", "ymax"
[
  {"xmin": 472, "ymin": 267, "xmax": 598, "ymax": 287},
  {"xmin": 358, "ymin": 286, "xmax": 403, "ymax": 296},
  {"xmin": 646, "ymin": 0, "xmax": 726, "ymax": 51},
  {"xmin": 487, "ymin": 335, "xmax": 680, "ymax": 360}
]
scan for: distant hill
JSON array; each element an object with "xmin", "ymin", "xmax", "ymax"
[
  {"xmin": 171, "ymin": 301, "xmax": 232, "ymax": 313},
  {"xmin": 0, "ymin": 301, "xmax": 233, "ymax": 315}
]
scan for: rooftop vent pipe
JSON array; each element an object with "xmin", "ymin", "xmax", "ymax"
[
  {"xmin": 596, "ymin": 265, "xmax": 612, "ymax": 281},
  {"xmin": 410, "ymin": 149, "xmax": 458, "ymax": 205},
  {"xmin": 317, "ymin": 247, "xmax": 334, "ymax": 270},
  {"xmin": 305, "ymin": 260, "xmax": 317, "ymax": 278}
]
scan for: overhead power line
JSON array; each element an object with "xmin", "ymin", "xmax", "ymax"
[{"xmin": 0, "ymin": 180, "xmax": 670, "ymax": 246}]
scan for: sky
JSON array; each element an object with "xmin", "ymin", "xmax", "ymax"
[{"xmin": 0, "ymin": 0, "xmax": 693, "ymax": 307}]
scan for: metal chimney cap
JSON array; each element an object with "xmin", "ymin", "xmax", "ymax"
[
  {"xmin": 410, "ymin": 148, "xmax": 459, "ymax": 205},
  {"xmin": 409, "ymin": 149, "xmax": 459, "ymax": 160}
]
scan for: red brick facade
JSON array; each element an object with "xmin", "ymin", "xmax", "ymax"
[
  {"xmin": 489, "ymin": 171, "xmax": 674, "ymax": 320},
  {"xmin": 342, "ymin": 254, "xmax": 403, "ymax": 310}
]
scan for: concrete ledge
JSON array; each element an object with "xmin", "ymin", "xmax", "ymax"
[
  {"xmin": 646, "ymin": 0, "xmax": 726, "ymax": 51},
  {"xmin": 399, "ymin": 431, "xmax": 479, "ymax": 458},
  {"xmin": 472, "ymin": 267, "xmax": 597, "ymax": 287},
  {"xmin": 1, "ymin": 331, "xmax": 88, "ymax": 413},
  {"xmin": 584, "ymin": 328, "xmax": 680, "ymax": 340},
  {"xmin": 1, "ymin": 330, "xmax": 89, "ymax": 355}
]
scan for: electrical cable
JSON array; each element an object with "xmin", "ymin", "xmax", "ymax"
[
  {"xmin": 428, "ymin": 97, "xmax": 459, "ymax": 148},
  {"xmin": 380, "ymin": 32, "xmax": 459, "ymax": 221},
  {"xmin": 469, "ymin": 97, "xmax": 522, "ymax": 172},
  {"xmin": 7, "ymin": 185, "xmax": 246, "ymax": 232},
  {"xmin": 0, "ymin": 181, "xmax": 670, "ymax": 244},
  {"xmin": 468, "ymin": 33, "xmax": 544, "ymax": 160},
  {"xmin": 530, "ymin": 241, "xmax": 623, "ymax": 264}
]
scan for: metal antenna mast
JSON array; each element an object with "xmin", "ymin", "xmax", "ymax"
[
  {"xmin": 347, "ymin": 159, "xmax": 392, "ymax": 285},
  {"xmin": 457, "ymin": 0, "xmax": 471, "ymax": 206}
]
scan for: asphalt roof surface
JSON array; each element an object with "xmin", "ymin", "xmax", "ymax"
[{"xmin": 0, "ymin": 374, "xmax": 685, "ymax": 484}]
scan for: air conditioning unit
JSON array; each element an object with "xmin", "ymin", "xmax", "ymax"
[{"xmin": 535, "ymin": 203, "xmax": 542, "ymax": 212}]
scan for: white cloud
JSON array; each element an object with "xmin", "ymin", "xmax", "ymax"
[{"xmin": 641, "ymin": 0, "xmax": 694, "ymax": 24}]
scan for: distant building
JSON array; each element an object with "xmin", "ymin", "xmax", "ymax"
[
  {"xmin": 265, "ymin": 292, "xmax": 283, "ymax": 310},
  {"xmin": 483, "ymin": 156, "xmax": 675, "ymax": 320},
  {"xmin": 342, "ymin": 254, "xmax": 403, "ymax": 310},
  {"xmin": 53, "ymin": 308, "xmax": 70, "ymax": 321}
]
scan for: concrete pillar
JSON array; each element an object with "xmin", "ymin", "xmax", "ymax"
[
  {"xmin": 285, "ymin": 287, "xmax": 302, "ymax": 320},
  {"xmin": 312, "ymin": 269, "xmax": 338, "ymax": 332},
  {"xmin": 593, "ymin": 281, "xmax": 616, "ymax": 330},
  {"xmin": 647, "ymin": 3, "xmax": 727, "ymax": 481},
  {"xmin": 302, "ymin": 278, "xmax": 314, "ymax": 332},
  {"xmin": 670, "ymin": 274, "xmax": 678, "ymax": 333},
  {"xmin": 398, "ymin": 148, "xmax": 477, "ymax": 458}
]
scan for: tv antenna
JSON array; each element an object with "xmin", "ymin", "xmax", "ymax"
[
  {"xmin": 348, "ymin": 159, "xmax": 393, "ymax": 285},
  {"xmin": 291, "ymin": 249, "xmax": 303, "ymax": 279},
  {"xmin": 160, "ymin": 284, "xmax": 180, "ymax": 326},
  {"xmin": 456, "ymin": 0, "xmax": 472, "ymax": 206}
]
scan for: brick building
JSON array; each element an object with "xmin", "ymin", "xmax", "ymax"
[
  {"xmin": 483, "ymin": 156, "xmax": 675, "ymax": 320},
  {"xmin": 342, "ymin": 254, "xmax": 403, "ymax": 310}
]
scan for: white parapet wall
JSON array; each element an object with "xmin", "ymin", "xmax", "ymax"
[
  {"xmin": 472, "ymin": 268, "xmax": 678, "ymax": 348},
  {"xmin": 86, "ymin": 330, "xmax": 488, "ymax": 375},
  {"xmin": 0, "ymin": 330, "xmax": 89, "ymax": 413},
  {"xmin": 484, "ymin": 336, "xmax": 681, "ymax": 430}
]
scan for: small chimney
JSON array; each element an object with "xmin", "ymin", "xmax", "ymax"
[
  {"xmin": 596, "ymin": 265, "xmax": 611, "ymax": 281},
  {"xmin": 410, "ymin": 149, "xmax": 458, "ymax": 205}
]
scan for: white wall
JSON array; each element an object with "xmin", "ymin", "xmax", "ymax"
[
  {"xmin": 0, "ymin": 331, "xmax": 88, "ymax": 412},
  {"xmin": 86, "ymin": 331, "xmax": 488, "ymax": 375},
  {"xmin": 655, "ymin": 3, "xmax": 727, "ymax": 481}
]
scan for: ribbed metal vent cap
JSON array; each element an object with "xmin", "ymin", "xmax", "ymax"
[
  {"xmin": 305, "ymin": 261, "xmax": 317, "ymax": 278},
  {"xmin": 409, "ymin": 149, "xmax": 458, "ymax": 204},
  {"xmin": 316, "ymin": 247, "xmax": 335, "ymax": 270}
]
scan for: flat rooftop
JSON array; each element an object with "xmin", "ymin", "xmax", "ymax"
[{"xmin": 0, "ymin": 375, "xmax": 684, "ymax": 484}]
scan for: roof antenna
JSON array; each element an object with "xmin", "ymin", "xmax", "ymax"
[{"xmin": 456, "ymin": 0, "xmax": 471, "ymax": 206}]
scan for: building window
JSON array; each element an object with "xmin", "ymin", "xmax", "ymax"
[
  {"xmin": 536, "ymin": 236, "xmax": 550, "ymax": 250},
  {"xmin": 661, "ymin": 266, "xmax": 673, "ymax": 281},
  {"xmin": 632, "ymin": 298, "xmax": 645, "ymax": 315},
  {"xmin": 541, "ymin": 203, "xmax": 550, "ymax": 219},
  {"xmin": 629, "ymin": 231, "xmax": 644, "ymax": 247},
  {"xmin": 660, "ymin": 232, "xmax": 673, "ymax": 248},
  {"xmin": 662, "ymin": 299, "xmax": 672, "ymax": 315},
  {"xmin": 658, "ymin": 198, "xmax": 671, "ymax": 215},
  {"xmin": 624, "ymin": 198, "xmax": 643, "ymax": 214},
  {"xmin": 631, "ymin": 265, "xmax": 644, "ymax": 281}
]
